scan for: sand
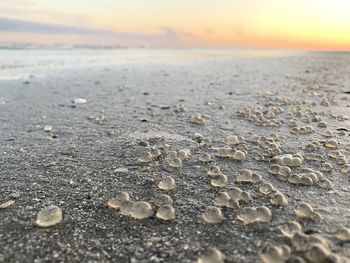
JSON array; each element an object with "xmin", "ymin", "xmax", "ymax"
[{"xmin": 0, "ymin": 50, "xmax": 350, "ymax": 262}]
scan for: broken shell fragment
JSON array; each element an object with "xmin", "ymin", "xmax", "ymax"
[
  {"xmin": 36, "ymin": 205, "xmax": 63, "ymax": 227},
  {"xmin": 0, "ymin": 199, "xmax": 16, "ymax": 209}
]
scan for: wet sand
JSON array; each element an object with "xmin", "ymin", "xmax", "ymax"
[{"xmin": 0, "ymin": 51, "xmax": 350, "ymax": 262}]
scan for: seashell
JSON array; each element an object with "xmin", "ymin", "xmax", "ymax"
[
  {"xmin": 36, "ymin": 205, "xmax": 63, "ymax": 227},
  {"xmin": 154, "ymin": 194, "xmax": 173, "ymax": 206},
  {"xmin": 197, "ymin": 247, "xmax": 225, "ymax": 263},
  {"xmin": 214, "ymin": 192, "xmax": 231, "ymax": 207},
  {"xmin": 138, "ymin": 152, "xmax": 153, "ymax": 163},
  {"xmin": 230, "ymin": 150, "xmax": 246, "ymax": 161},
  {"xmin": 259, "ymin": 182, "xmax": 275, "ymax": 195},
  {"xmin": 191, "ymin": 114, "xmax": 204, "ymax": 125},
  {"xmin": 177, "ymin": 149, "xmax": 191, "ymax": 160},
  {"xmin": 130, "ymin": 201, "xmax": 153, "ymax": 219},
  {"xmin": 108, "ymin": 192, "xmax": 130, "ymax": 209},
  {"xmin": 156, "ymin": 205, "xmax": 175, "ymax": 220},
  {"xmin": 158, "ymin": 176, "xmax": 176, "ymax": 191},
  {"xmin": 73, "ymin": 97, "xmax": 87, "ymax": 104},
  {"xmin": 341, "ymin": 165, "xmax": 350, "ymax": 175},
  {"xmin": 43, "ymin": 125, "xmax": 52, "ymax": 133},
  {"xmin": 224, "ymin": 135, "xmax": 244, "ymax": 145},
  {"xmin": 305, "ymin": 243, "xmax": 331, "ymax": 263},
  {"xmin": 320, "ymin": 163, "xmax": 333, "ymax": 172},
  {"xmin": 318, "ymin": 179, "xmax": 332, "ymax": 189},
  {"xmin": 167, "ymin": 157, "xmax": 183, "ymax": 168},
  {"xmin": 207, "ymin": 166, "xmax": 221, "ymax": 177},
  {"xmin": 321, "ymin": 130, "xmax": 334, "ymax": 137},
  {"xmin": 336, "ymin": 227, "xmax": 350, "ymax": 241},
  {"xmin": 120, "ymin": 200, "xmax": 133, "ymax": 216},
  {"xmin": 324, "ymin": 139, "xmax": 338, "ymax": 149},
  {"xmin": 150, "ymin": 148, "xmax": 161, "ymax": 158},
  {"xmin": 337, "ymin": 156, "xmax": 348, "ymax": 166},
  {"xmin": 199, "ymin": 154, "xmax": 212, "ymax": 163},
  {"xmin": 270, "ymin": 192, "xmax": 288, "ymax": 206},
  {"xmin": 217, "ymin": 147, "xmax": 233, "ymax": 157},
  {"xmin": 318, "ymin": 121, "xmax": 328, "ymax": 128},
  {"xmin": 211, "ymin": 174, "xmax": 228, "ymax": 187},
  {"xmin": 202, "ymin": 206, "xmax": 223, "ymax": 224}
]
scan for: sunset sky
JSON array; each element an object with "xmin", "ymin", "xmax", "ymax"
[{"xmin": 0, "ymin": 0, "xmax": 349, "ymax": 50}]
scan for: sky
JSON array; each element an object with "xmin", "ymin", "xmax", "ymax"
[{"xmin": 0, "ymin": 0, "xmax": 349, "ymax": 50}]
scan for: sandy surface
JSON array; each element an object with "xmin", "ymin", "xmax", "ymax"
[{"xmin": 0, "ymin": 51, "xmax": 350, "ymax": 262}]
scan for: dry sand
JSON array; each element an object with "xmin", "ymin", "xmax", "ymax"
[{"xmin": 0, "ymin": 51, "xmax": 350, "ymax": 262}]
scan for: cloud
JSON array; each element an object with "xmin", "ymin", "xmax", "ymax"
[{"xmin": 0, "ymin": 17, "xmax": 188, "ymax": 47}]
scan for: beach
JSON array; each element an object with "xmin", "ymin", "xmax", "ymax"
[{"xmin": 0, "ymin": 49, "xmax": 350, "ymax": 262}]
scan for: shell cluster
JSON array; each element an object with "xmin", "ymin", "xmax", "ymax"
[
  {"xmin": 236, "ymin": 206, "xmax": 272, "ymax": 225},
  {"xmin": 216, "ymin": 147, "xmax": 247, "ymax": 161},
  {"xmin": 290, "ymin": 125, "xmax": 314, "ymax": 135},
  {"xmin": 272, "ymin": 154, "xmax": 304, "ymax": 167},
  {"xmin": 294, "ymin": 203, "xmax": 322, "ymax": 221},
  {"xmin": 236, "ymin": 169, "xmax": 262, "ymax": 184},
  {"xmin": 268, "ymin": 164, "xmax": 292, "ymax": 177},
  {"xmin": 138, "ymin": 148, "xmax": 162, "ymax": 163},
  {"xmin": 236, "ymin": 105, "xmax": 282, "ymax": 127}
]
